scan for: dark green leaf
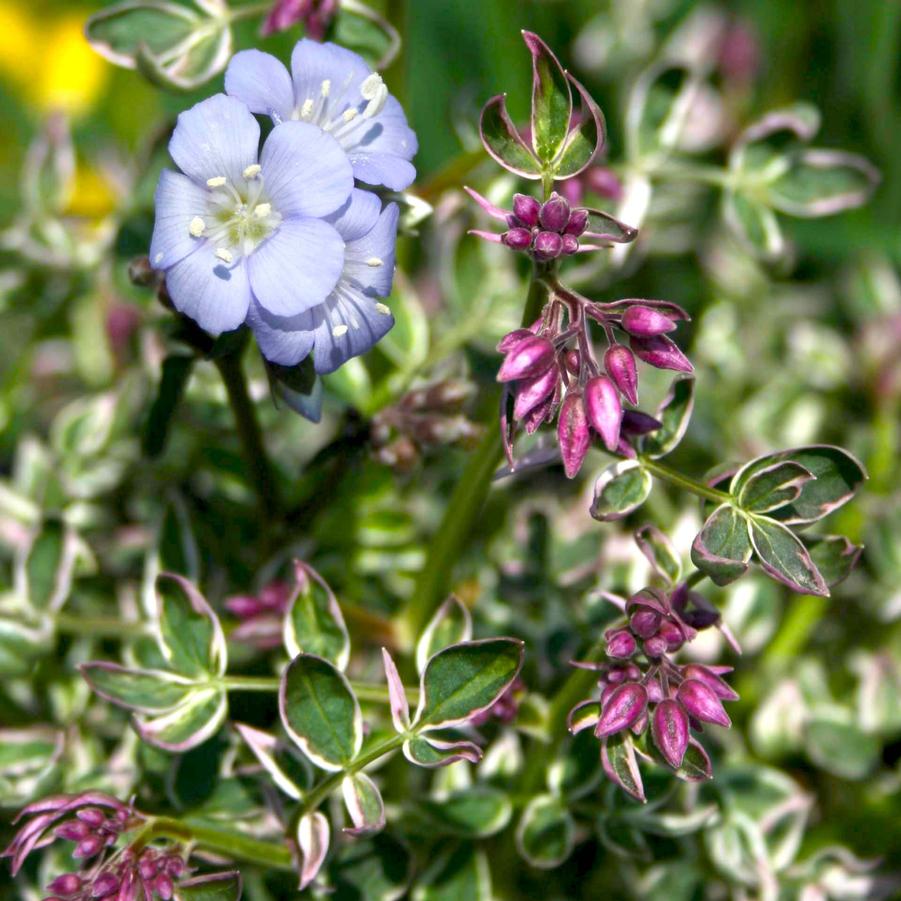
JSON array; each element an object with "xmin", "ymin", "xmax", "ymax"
[
  {"xmin": 553, "ymin": 73, "xmax": 606, "ymax": 178},
  {"xmin": 415, "ymin": 595, "xmax": 472, "ymax": 674},
  {"xmin": 804, "ymin": 535, "xmax": 862, "ymax": 587},
  {"xmin": 157, "ymin": 573, "xmax": 226, "ymax": 677},
  {"xmin": 479, "ymin": 95, "xmax": 542, "ymax": 179},
  {"xmin": 175, "ymin": 871, "xmax": 242, "ymax": 901},
  {"xmin": 413, "ymin": 844, "xmax": 491, "ymax": 901},
  {"xmin": 284, "ymin": 561, "xmax": 350, "ymax": 671},
  {"xmin": 691, "ymin": 505, "xmax": 752, "ymax": 586},
  {"xmin": 590, "ymin": 461, "xmax": 653, "ymax": 522},
  {"xmin": 143, "ymin": 354, "xmax": 193, "ymax": 458},
  {"xmin": 515, "ymin": 795, "xmax": 575, "ymax": 868},
  {"xmin": 414, "ymin": 786, "xmax": 512, "ymax": 838},
  {"xmin": 523, "ymin": 31, "xmax": 572, "ymax": 165},
  {"xmin": 737, "ymin": 461, "xmax": 814, "ymax": 514},
  {"xmin": 601, "ymin": 733, "xmax": 645, "ymax": 802},
  {"xmin": 749, "ymin": 516, "xmax": 829, "ymax": 596},
  {"xmin": 80, "ymin": 662, "xmax": 193, "ymax": 712},
  {"xmin": 641, "ymin": 376, "xmax": 695, "ymax": 458},
  {"xmin": 635, "ymin": 524, "xmax": 682, "ymax": 584},
  {"xmin": 722, "ymin": 190, "xmax": 784, "ymax": 261}
]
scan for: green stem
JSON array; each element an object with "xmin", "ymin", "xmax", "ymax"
[
  {"xmin": 398, "ymin": 263, "xmax": 554, "ymax": 645},
  {"xmin": 685, "ymin": 569, "xmax": 708, "ymax": 589},
  {"xmin": 227, "ymin": 2, "xmax": 273, "ymax": 23},
  {"xmin": 221, "ymin": 676, "xmax": 420, "ymax": 705},
  {"xmin": 147, "ymin": 816, "xmax": 294, "ymax": 870},
  {"xmin": 638, "ymin": 456, "xmax": 731, "ymax": 505},
  {"xmin": 301, "ymin": 734, "xmax": 405, "ymax": 814},
  {"xmin": 213, "ymin": 343, "xmax": 281, "ymax": 517},
  {"xmin": 55, "ymin": 614, "xmax": 153, "ymax": 639}
]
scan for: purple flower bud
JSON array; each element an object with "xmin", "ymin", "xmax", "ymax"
[
  {"xmin": 631, "ymin": 709, "xmax": 648, "ymax": 736},
  {"xmin": 596, "ymin": 683, "xmax": 648, "ymax": 737},
  {"xmin": 557, "ymin": 391, "xmax": 591, "ymax": 478},
  {"xmin": 620, "ymin": 410, "xmax": 662, "ymax": 437},
  {"xmin": 652, "ymin": 699, "xmax": 689, "ymax": 768},
  {"xmin": 586, "ymin": 167, "xmax": 624, "ymax": 201},
  {"xmin": 621, "ymin": 305, "xmax": 677, "ymax": 337},
  {"xmin": 153, "ymin": 875, "xmax": 174, "ymax": 900},
  {"xmin": 523, "ymin": 391, "xmax": 556, "ymax": 434},
  {"xmin": 497, "ymin": 328, "xmax": 534, "ymax": 353},
  {"xmin": 630, "ymin": 609, "xmax": 660, "ymax": 639},
  {"xmin": 538, "ymin": 193, "xmax": 571, "ymax": 232},
  {"xmin": 514, "ymin": 365, "xmax": 559, "ymax": 419},
  {"xmin": 74, "ymin": 835, "xmax": 104, "ymax": 859},
  {"xmin": 646, "ymin": 678, "xmax": 664, "ymax": 703},
  {"xmin": 502, "ymin": 227, "xmax": 533, "ymax": 251},
  {"xmin": 681, "ymin": 664, "xmax": 739, "ymax": 701},
  {"xmin": 643, "ymin": 635, "xmax": 668, "ymax": 658},
  {"xmin": 603, "ymin": 344, "xmax": 639, "ymax": 405},
  {"xmin": 677, "ymin": 679, "xmax": 732, "ymax": 728},
  {"xmin": 76, "ymin": 808, "xmax": 106, "ymax": 827},
  {"xmin": 164, "ymin": 856, "xmax": 186, "ymax": 877},
  {"xmin": 90, "ymin": 872, "xmax": 119, "ymax": 897},
  {"xmin": 658, "ymin": 619, "xmax": 687, "ymax": 651},
  {"xmin": 605, "ymin": 628, "xmax": 637, "ymax": 659},
  {"xmin": 561, "ymin": 234, "xmax": 579, "ymax": 255},
  {"xmin": 564, "ymin": 208, "xmax": 589, "ymax": 236},
  {"xmin": 497, "ymin": 336, "xmax": 555, "ymax": 382},
  {"xmin": 584, "ymin": 375, "xmax": 623, "ymax": 452},
  {"xmin": 47, "ymin": 874, "xmax": 82, "ymax": 896},
  {"xmin": 139, "ymin": 855, "xmax": 158, "ymax": 879},
  {"xmin": 512, "ymin": 193, "xmax": 541, "ymax": 227},
  {"xmin": 630, "ymin": 335, "xmax": 694, "ymax": 373},
  {"xmin": 564, "ymin": 350, "xmax": 580, "ymax": 375},
  {"xmin": 533, "ymin": 230, "xmax": 564, "ymax": 260},
  {"xmin": 55, "ymin": 821, "xmax": 89, "ymax": 842}
]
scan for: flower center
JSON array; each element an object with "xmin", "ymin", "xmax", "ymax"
[
  {"xmin": 189, "ymin": 165, "xmax": 282, "ymax": 263},
  {"xmin": 288, "ymin": 72, "xmax": 388, "ymax": 144}
]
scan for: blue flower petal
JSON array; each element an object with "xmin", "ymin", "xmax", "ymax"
[
  {"xmin": 346, "ymin": 96, "xmax": 418, "ymax": 190},
  {"xmin": 225, "ymin": 49, "xmax": 295, "ymax": 122},
  {"xmin": 342, "ymin": 203, "xmax": 400, "ymax": 297},
  {"xmin": 165, "ymin": 248, "xmax": 252, "ymax": 336},
  {"xmin": 327, "ymin": 189, "xmax": 381, "ymax": 242},
  {"xmin": 290, "ymin": 39, "xmax": 370, "ymax": 108},
  {"xmin": 310, "ymin": 289, "xmax": 395, "ymax": 375},
  {"xmin": 246, "ymin": 299, "xmax": 315, "ymax": 367},
  {"xmin": 149, "ymin": 170, "xmax": 209, "ymax": 270},
  {"xmin": 260, "ymin": 122, "xmax": 353, "ymax": 219},
  {"xmin": 169, "ymin": 94, "xmax": 260, "ymax": 187},
  {"xmin": 248, "ymin": 217, "xmax": 345, "ymax": 317},
  {"xmin": 348, "ymin": 154, "xmax": 417, "ymax": 193}
]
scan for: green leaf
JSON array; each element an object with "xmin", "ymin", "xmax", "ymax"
[
  {"xmin": 157, "ymin": 573, "xmax": 226, "ymax": 677},
  {"xmin": 641, "ymin": 376, "xmax": 695, "ymax": 459},
  {"xmin": 334, "ymin": 832, "xmax": 413, "ymax": 900},
  {"xmin": 79, "ymin": 662, "xmax": 194, "ymax": 712},
  {"xmin": 737, "ymin": 461, "xmax": 814, "ymax": 514},
  {"xmin": 768, "ymin": 149, "xmax": 879, "ymax": 218},
  {"xmin": 804, "ymin": 535, "xmax": 862, "ymax": 587},
  {"xmin": 134, "ymin": 24, "xmax": 232, "ymax": 92},
  {"xmin": 22, "ymin": 114, "xmax": 74, "ymax": 215},
  {"xmin": 333, "ymin": 0, "xmax": 400, "ymax": 70},
  {"xmin": 671, "ymin": 739, "xmax": 713, "ymax": 782},
  {"xmin": 415, "ymin": 595, "xmax": 472, "ymax": 674},
  {"xmin": 634, "ymin": 524, "xmax": 682, "ymax": 585},
  {"xmin": 297, "ymin": 811, "xmax": 330, "ymax": 891},
  {"xmin": 414, "ymin": 638, "xmax": 524, "ymax": 731},
  {"xmin": 175, "ymin": 871, "xmax": 242, "ymax": 901},
  {"xmin": 414, "ymin": 786, "xmax": 512, "ymax": 838},
  {"xmin": 590, "ymin": 460, "xmax": 653, "ymax": 522},
  {"xmin": 0, "ymin": 727, "xmax": 63, "ymax": 807},
  {"xmin": 691, "ymin": 505, "xmax": 753, "ymax": 586},
  {"xmin": 601, "ymin": 733, "xmax": 645, "ymax": 802},
  {"xmin": 553, "ymin": 73, "xmax": 606, "ymax": 179},
  {"xmin": 515, "ymin": 795, "xmax": 575, "ymax": 869},
  {"xmin": 134, "ymin": 686, "xmax": 228, "ymax": 752},
  {"xmin": 85, "ymin": 1, "xmax": 198, "ymax": 67},
  {"xmin": 722, "ymin": 190, "xmax": 784, "ymax": 261},
  {"xmin": 284, "ymin": 561, "xmax": 350, "ymax": 672},
  {"xmin": 479, "ymin": 95, "xmax": 542, "ymax": 179},
  {"xmin": 143, "ymin": 354, "xmax": 193, "ymax": 458},
  {"xmin": 804, "ymin": 712, "xmax": 879, "ymax": 780},
  {"xmin": 342, "ymin": 772, "xmax": 385, "ymax": 835},
  {"xmin": 402, "ymin": 736, "xmax": 482, "ymax": 768},
  {"xmin": 377, "ymin": 281, "xmax": 429, "ymax": 368},
  {"xmin": 234, "ymin": 723, "xmax": 309, "ymax": 800},
  {"xmin": 523, "ymin": 31, "xmax": 572, "ymax": 165},
  {"xmin": 626, "ymin": 63, "xmax": 698, "ymax": 159},
  {"xmin": 413, "ymin": 844, "xmax": 492, "ymax": 901},
  {"xmin": 748, "ymin": 516, "xmax": 829, "ymax": 596},
  {"xmin": 280, "ymin": 654, "xmax": 362, "ymax": 771},
  {"xmin": 0, "ymin": 618, "xmax": 46, "ymax": 677},
  {"xmin": 20, "ymin": 517, "xmax": 75, "ymax": 613}
]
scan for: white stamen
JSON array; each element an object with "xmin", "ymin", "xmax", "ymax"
[
  {"xmin": 342, "ymin": 108, "xmax": 358, "ymax": 123},
  {"xmin": 206, "ymin": 176, "xmax": 227, "ymax": 188},
  {"xmin": 154, "ymin": 252, "xmax": 163, "ymax": 264},
  {"xmin": 320, "ymin": 79, "xmax": 331, "ymax": 97},
  {"xmin": 366, "ymin": 257, "xmax": 383, "ymax": 267},
  {"xmin": 332, "ymin": 324, "xmax": 349, "ymax": 337},
  {"xmin": 242, "ymin": 164, "xmax": 262, "ymax": 179},
  {"xmin": 253, "ymin": 203, "xmax": 272, "ymax": 218},
  {"xmin": 360, "ymin": 73, "xmax": 384, "ymax": 100},
  {"xmin": 300, "ymin": 98, "xmax": 314, "ymax": 119},
  {"xmin": 215, "ymin": 247, "xmax": 233, "ymax": 263},
  {"xmin": 188, "ymin": 217, "xmax": 206, "ymax": 237},
  {"xmin": 375, "ymin": 303, "xmax": 391, "ymax": 316}
]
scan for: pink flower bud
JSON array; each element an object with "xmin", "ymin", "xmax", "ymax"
[
  {"xmin": 502, "ymin": 227, "xmax": 533, "ymax": 250},
  {"xmin": 564, "ymin": 208, "xmax": 589, "ymax": 236},
  {"xmin": 630, "ymin": 335, "xmax": 694, "ymax": 373},
  {"xmin": 512, "ymin": 193, "xmax": 541, "ymax": 227},
  {"xmin": 595, "ymin": 683, "xmax": 648, "ymax": 737},
  {"xmin": 561, "ymin": 234, "xmax": 579, "ymax": 254},
  {"xmin": 497, "ymin": 336, "xmax": 555, "ymax": 382},
  {"xmin": 622, "ymin": 305, "xmax": 677, "ymax": 337},
  {"xmin": 584, "ymin": 375, "xmax": 623, "ymax": 451},
  {"xmin": 523, "ymin": 391, "xmax": 556, "ymax": 434},
  {"xmin": 677, "ymin": 679, "xmax": 732, "ymax": 728},
  {"xmin": 605, "ymin": 628, "xmax": 637, "ymax": 659},
  {"xmin": 533, "ymin": 231, "xmax": 563, "ymax": 260},
  {"xmin": 74, "ymin": 835, "xmax": 104, "ymax": 859},
  {"xmin": 630, "ymin": 608, "xmax": 660, "ymax": 639},
  {"xmin": 76, "ymin": 808, "xmax": 106, "ymax": 827},
  {"xmin": 91, "ymin": 873, "xmax": 120, "ymax": 898},
  {"xmin": 681, "ymin": 664, "xmax": 739, "ymax": 701},
  {"xmin": 556, "ymin": 178, "xmax": 583, "ymax": 206},
  {"xmin": 652, "ymin": 699, "xmax": 689, "ymax": 768},
  {"xmin": 538, "ymin": 193, "xmax": 570, "ymax": 231},
  {"xmin": 514, "ymin": 366, "xmax": 559, "ymax": 419},
  {"xmin": 557, "ymin": 391, "xmax": 591, "ymax": 478},
  {"xmin": 586, "ymin": 167, "xmax": 623, "ymax": 200},
  {"xmin": 604, "ymin": 344, "xmax": 639, "ymax": 405},
  {"xmin": 497, "ymin": 328, "xmax": 534, "ymax": 353},
  {"xmin": 643, "ymin": 635, "xmax": 668, "ymax": 658},
  {"xmin": 48, "ymin": 874, "xmax": 83, "ymax": 896},
  {"xmin": 658, "ymin": 619, "xmax": 686, "ymax": 651},
  {"xmin": 564, "ymin": 350, "xmax": 580, "ymax": 375},
  {"xmin": 153, "ymin": 875, "xmax": 174, "ymax": 900},
  {"xmin": 55, "ymin": 821, "xmax": 89, "ymax": 842},
  {"xmin": 646, "ymin": 677, "xmax": 664, "ymax": 703}
]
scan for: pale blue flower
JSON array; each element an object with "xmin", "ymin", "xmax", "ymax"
[
  {"xmin": 149, "ymin": 94, "xmax": 354, "ymax": 335},
  {"xmin": 225, "ymin": 40, "xmax": 417, "ymax": 191},
  {"xmin": 246, "ymin": 188, "xmax": 398, "ymax": 374}
]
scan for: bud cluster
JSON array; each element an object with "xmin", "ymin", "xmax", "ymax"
[
  {"xmin": 469, "ymin": 676, "xmax": 524, "ymax": 726},
  {"xmin": 226, "ymin": 579, "xmax": 292, "ymax": 649},
  {"xmin": 497, "ymin": 293, "xmax": 691, "ymax": 476},
  {"xmin": 371, "ymin": 380, "xmax": 482, "ymax": 472},
  {"xmin": 570, "ymin": 585, "xmax": 737, "ymax": 788}
]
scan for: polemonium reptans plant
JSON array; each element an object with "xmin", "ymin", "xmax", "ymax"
[{"xmin": 2, "ymin": 2, "xmax": 899, "ymax": 900}]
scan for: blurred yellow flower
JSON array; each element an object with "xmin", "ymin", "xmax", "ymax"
[
  {"xmin": 66, "ymin": 163, "xmax": 118, "ymax": 219},
  {"xmin": 0, "ymin": 5, "xmax": 107, "ymax": 116}
]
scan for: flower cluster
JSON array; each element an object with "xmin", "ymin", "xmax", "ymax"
[
  {"xmin": 497, "ymin": 292, "xmax": 691, "ymax": 476},
  {"xmin": 226, "ymin": 579, "xmax": 292, "ymax": 648},
  {"xmin": 262, "ymin": 0, "xmax": 337, "ymax": 39},
  {"xmin": 569, "ymin": 585, "xmax": 737, "ymax": 799},
  {"xmin": 150, "ymin": 39, "xmax": 417, "ymax": 374}
]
